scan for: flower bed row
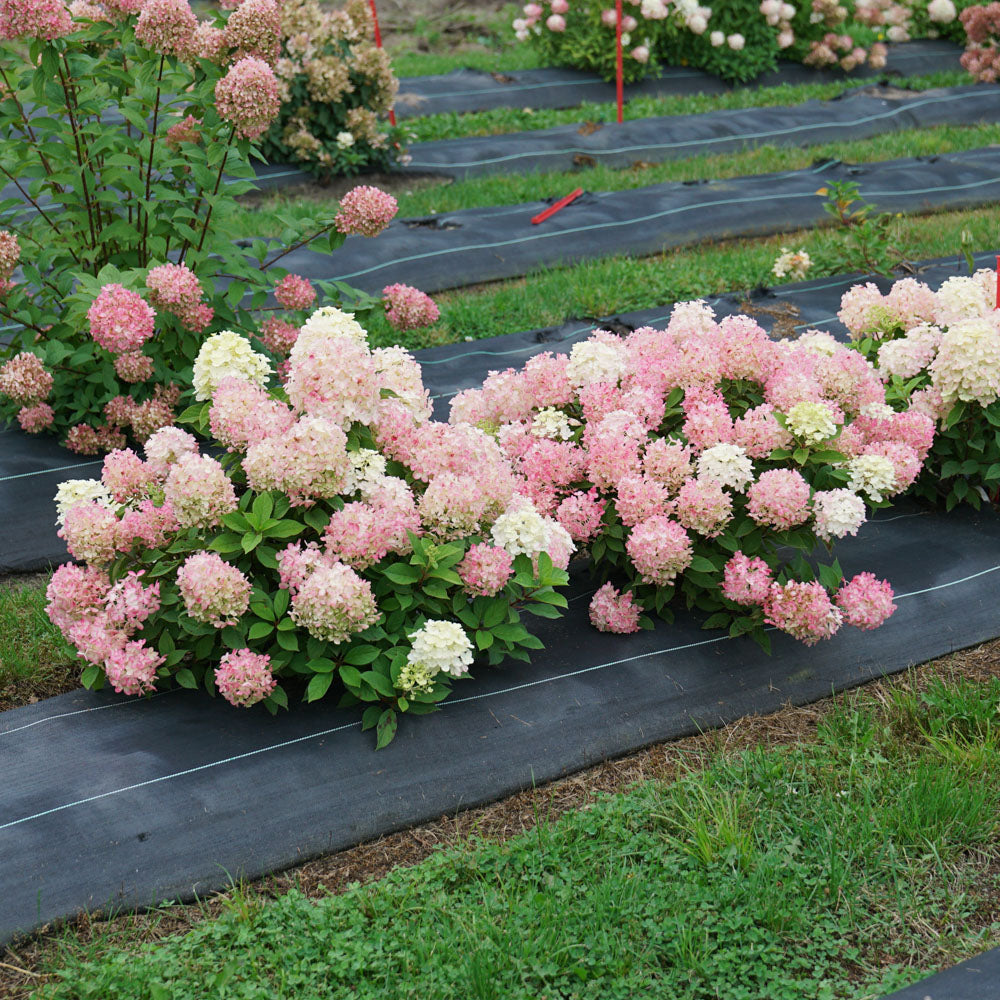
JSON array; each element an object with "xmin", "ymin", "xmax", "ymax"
[
  {"xmin": 513, "ymin": 0, "xmax": 998, "ymax": 85},
  {"xmin": 34, "ymin": 266, "xmax": 1000, "ymax": 744}
]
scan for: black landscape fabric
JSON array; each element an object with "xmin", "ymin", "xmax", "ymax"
[
  {"xmin": 400, "ymin": 83, "xmax": 1000, "ymax": 180},
  {"xmin": 2, "ymin": 496, "xmax": 1000, "ymax": 945},
  {"xmin": 281, "ymin": 148, "xmax": 1000, "ymax": 295},
  {"xmin": 880, "ymin": 948, "xmax": 1000, "ymax": 1000},
  {"xmin": 393, "ymin": 39, "xmax": 963, "ymax": 118},
  {"xmin": 1, "ymin": 251, "xmax": 995, "ymax": 574}
]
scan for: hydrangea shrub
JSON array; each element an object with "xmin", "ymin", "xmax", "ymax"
[
  {"xmin": 46, "ymin": 313, "xmax": 568, "ymax": 746},
  {"xmin": 511, "ymin": 0, "xmax": 964, "ymax": 85},
  {"xmin": 838, "ymin": 269, "xmax": 1000, "ymax": 508},
  {"xmin": 259, "ymin": 0, "xmax": 402, "ymax": 179},
  {"xmin": 0, "ymin": 0, "xmax": 433, "ymax": 448},
  {"xmin": 449, "ymin": 302, "xmax": 924, "ymax": 648}
]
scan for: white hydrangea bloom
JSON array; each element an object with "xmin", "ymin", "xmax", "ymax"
[
  {"xmin": 785, "ymin": 401, "xmax": 839, "ymax": 445},
  {"xmin": 295, "ymin": 307, "xmax": 368, "ymax": 356},
  {"xmin": 341, "ymin": 448, "xmax": 388, "ymax": 497},
  {"xmin": 566, "ymin": 339, "xmax": 627, "ymax": 387},
  {"xmin": 53, "ymin": 479, "xmax": 114, "ymax": 526},
  {"xmin": 796, "ymin": 329, "xmax": 839, "ymax": 356},
  {"xmin": 667, "ymin": 298, "xmax": 717, "ymax": 339},
  {"xmin": 491, "ymin": 496, "xmax": 551, "ymax": 558},
  {"xmin": 929, "ymin": 318, "xmax": 1000, "ymax": 406},
  {"xmin": 812, "ymin": 489, "xmax": 867, "ymax": 540},
  {"xmin": 372, "ymin": 345, "xmax": 432, "ymax": 422},
  {"xmin": 876, "ymin": 324, "xmax": 941, "ymax": 380},
  {"xmin": 406, "ymin": 620, "xmax": 473, "ymax": 681},
  {"xmin": 772, "ymin": 247, "xmax": 812, "ymax": 281},
  {"xmin": 696, "ymin": 443, "xmax": 754, "ymax": 492},
  {"xmin": 530, "ymin": 407, "xmax": 577, "ymax": 441},
  {"xmin": 192, "ymin": 330, "xmax": 271, "ymax": 402},
  {"xmin": 934, "ymin": 276, "xmax": 992, "ymax": 327},
  {"xmin": 845, "ymin": 454, "xmax": 897, "ymax": 502},
  {"xmin": 859, "ymin": 402, "xmax": 895, "ymax": 421},
  {"xmin": 928, "ymin": 0, "xmax": 956, "ymax": 22}
]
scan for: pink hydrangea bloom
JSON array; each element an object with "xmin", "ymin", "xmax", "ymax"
[
  {"xmin": 276, "ymin": 541, "xmax": 331, "ymax": 596},
  {"xmin": 18, "ymin": 402, "xmax": 54, "ymax": 433},
  {"xmin": 104, "ymin": 641, "xmax": 163, "ymax": 696},
  {"xmin": 243, "ymin": 416, "xmax": 350, "ymax": 504},
  {"xmin": 335, "ymin": 185, "xmax": 398, "ymax": 238},
  {"xmin": 64, "ymin": 423, "xmax": 127, "ymax": 456},
  {"xmin": 274, "ymin": 273, "xmax": 316, "ymax": 311},
  {"xmin": 222, "ymin": 0, "xmax": 281, "ymax": 63},
  {"xmin": 177, "ymin": 551, "xmax": 251, "ymax": 627},
  {"xmin": 163, "ymin": 453, "xmax": 237, "ymax": 528},
  {"xmin": 143, "ymin": 425, "xmax": 199, "ymax": 477},
  {"xmin": 59, "ymin": 501, "xmax": 119, "ymax": 564},
  {"xmin": 0, "ymin": 352, "xmax": 53, "ymax": 405},
  {"xmin": 134, "ymin": 0, "xmax": 197, "ymax": 56},
  {"xmin": 101, "ymin": 448, "xmax": 158, "ymax": 504},
  {"xmin": 0, "ymin": 229, "xmax": 20, "ymax": 279},
  {"xmin": 209, "ymin": 376, "xmax": 295, "ymax": 451},
  {"xmin": 764, "ymin": 580, "xmax": 842, "ymax": 645},
  {"xmin": 215, "ymin": 649, "xmax": 277, "ymax": 708},
  {"xmin": 681, "ymin": 385, "xmax": 734, "ymax": 452},
  {"xmin": 418, "ymin": 473, "xmax": 492, "ymax": 540},
  {"xmin": 615, "ymin": 473, "xmax": 673, "ymax": 528},
  {"xmin": 146, "ymin": 263, "xmax": 212, "ymax": 332},
  {"xmin": 585, "ymin": 410, "xmax": 647, "ymax": 488},
  {"xmin": 835, "ymin": 572, "xmax": 896, "ymax": 630},
  {"xmin": 115, "ymin": 498, "xmax": 179, "ymax": 553},
  {"xmin": 285, "ymin": 335, "xmax": 380, "ymax": 427},
  {"xmin": 731, "ymin": 404, "xmax": 791, "ymax": 459},
  {"xmin": 69, "ymin": 614, "xmax": 127, "ymax": 665},
  {"xmin": 290, "ymin": 562, "xmax": 380, "ymax": 643},
  {"xmin": 556, "ymin": 488, "xmax": 606, "ymax": 543},
  {"xmin": 114, "ymin": 351, "xmax": 154, "ymax": 383},
  {"xmin": 165, "ymin": 114, "xmax": 201, "ymax": 150},
  {"xmin": 215, "ymin": 56, "xmax": 280, "ymax": 140},
  {"xmin": 642, "ymin": 438, "xmax": 693, "ymax": 492},
  {"xmin": 104, "ymin": 571, "xmax": 161, "ymax": 631},
  {"xmin": 0, "ymin": 0, "xmax": 72, "ymax": 39},
  {"xmin": 863, "ymin": 441, "xmax": 921, "ymax": 494},
  {"xmin": 626, "ymin": 515, "xmax": 693, "ymax": 586},
  {"xmin": 324, "ymin": 490, "xmax": 420, "ymax": 569},
  {"xmin": 523, "ymin": 351, "xmax": 573, "ymax": 408},
  {"xmin": 46, "ymin": 563, "xmax": 111, "ymax": 638},
  {"xmin": 87, "ymin": 284, "xmax": 156, "ymax": 355},
  {"xmin": 256, "ymin": 316, "xmax": 299, "ymax": 356},
  {"xmin": 382, "ymin": 284, "xmax": 440, "ymax": 330},
  {"xmin": 458, "ymin": 543, "xmax": 514, "ymax": 597},
  {"xmin": 674, "ymin": 477, "xmax": 732, "ymax": 537},
  {"xmin": 721, "ymin": 552, "xmax": 772, "ymax": 606},
  {"xmin": 589, "ymin": 582, "xmax": 642, "ymax": 633},
  {"xmin": 746, "ymin": 469, "xmax": 811, "ymax": 531}
]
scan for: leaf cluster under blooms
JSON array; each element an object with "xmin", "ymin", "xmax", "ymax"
[
  {"xmin": 510, "ymin": 0, "xmax": 962, "ymax": 86},
  {"xmin": 0, "ymin": 1, "xmax": 434, "ymax": 448},
  {"xmin": 839, "ymin": 268, "xmax": 1000, "ymax": 509},
  {"xmin": 449, "ymin": 300, "xmax": 930, "ymax": 648},
  {"xmin": 45, "ymin": 313, "xmax": 569, "ymax": 747}
]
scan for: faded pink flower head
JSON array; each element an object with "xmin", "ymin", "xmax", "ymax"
[
  {"xmin": 215, "ymin": 56, "xmax": 281, "ymax": 140},
  {"xmin": 216, "ymin": 649, "xmax": 277, "ymax": 707},
  {"xmin": 274, "ymin": 273, "xmax": 316, "ymax": 311},
  {"xmin": 335, "ymin": 185, "xmax": 398, "ymax": 238},
  {"xmin": 589, "ymin": 583, "xmax": 641, "ymax": 634},
  {"xmin": 134, "ymin": 0, "xmax": 198, "ymax": 57},
  {"xmin": 0, "ymin": 0, "xmax": 73, "ymax": 39},
  {"xmin": 383, "ymin": 284, "xmax": 440, "ymax": 331}
]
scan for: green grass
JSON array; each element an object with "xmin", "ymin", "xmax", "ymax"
[
  {"xmin": 389, "ymin": 43, "xmax": 545, "ymax": 79},
  {"xmin": 402, "ymin": 70, "xmax": 971, "ymax": 143},
  {"xmin": 231, "ymin": 121, "xmax": 1000, "ymax": 238},
  {"xmin": 31, "ymin": 670, "xmax": 1000, "ymax": 999},
  {"xmin": 0, "ymin": 573, "xmax": 75, "ymax": 707},
  {"xmin": 354, "ymin": 206, "xmax": 1000, "ymax": 350}
]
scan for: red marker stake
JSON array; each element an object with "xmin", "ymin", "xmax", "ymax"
[
  {"xmin": 615, "ymin": 0, "xmax": 624, "ymax": 124},
  {"xmin": 368, "ymin": 0, "xmax": 396, "ymax": 127},
  {"xmin": 532, "ymin": 187, "xmax": 584, "ymax": 225}
]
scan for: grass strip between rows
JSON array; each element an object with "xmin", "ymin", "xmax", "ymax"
[
  {"xmin": 21, "ymin": 661, "xmax": 1000, "ymax": 1000},
  {"xmin": 401, "ymin": 71, "xmax": 970, "ymax": 143}
]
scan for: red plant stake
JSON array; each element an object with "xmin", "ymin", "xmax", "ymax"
[
  {"xmin": 615, "ymin": 0, "xmax": 624, "ymax": 124},
  {"xmin": 368, "ymin": 0, "xmax": 396, "ymax": 127},
  {"xmin": 531, "ymin": 187, "xmax": 584, "ymax": 225}
]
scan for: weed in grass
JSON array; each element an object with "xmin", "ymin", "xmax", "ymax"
[{"xmin": 28, "ymin": 671, "xmax": 1000, "ymax": 1000}]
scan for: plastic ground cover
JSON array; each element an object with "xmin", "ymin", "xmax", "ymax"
[
  {"xmin": 2, "ymin": 495, "xmax": 999, "ymax": 945},
  {"xmin": 880, "ymin": 948, "xmax": 1000, "ymax": 1000},
  {"xmin": 271, "ymin": 148, "xmax": 1000, "ymax": 295},
  {"xmin": 400, "ymin": 83, "xmax": 1000, "ymax": 180},
  {"xmin": 393, "ymin": 39, "xmax": 963, "ymax": 118},
  {"xmin": 1, "ymin": 250, "xmax": 995, "ymax": 575}
]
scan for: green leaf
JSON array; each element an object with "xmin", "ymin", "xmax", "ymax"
[
  {"xmin": 375, "ymin": 709, "xmax": 397, "ymax": 749},
  {"xmin": 344, "ymin": 644, "xmax": 380, "ymax": 665},
  {"xmin": 688, "ymin": 556, "xmax": 716, "ymax": 575},
  {"xmin": 361, "ymin": 670, "xmax": 396, "ymax": 698},
  {"xmin": 383, "ymin": 563, "xmax": 421, "ymax": 585},
  {"xmin": 306, "ymin": 672, "xmax": 333, "ymax": 702},
  {"xmin": 175, "ymin": 668, "xmax": 198, "ymax": 689},
  {"xmin": 475, "ymin": 629, "xmax": 494, "ymax": 650},
  {"xmin": 248, "ymin": 621, "xmax": 273, "ymax": 640},
  {"xmin": 339, "ymin": 664, "xmax": 364, "ymax": 690}
]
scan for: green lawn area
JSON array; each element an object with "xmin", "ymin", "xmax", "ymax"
[{"xmin": 27, "ymin": 666, "xmax": 1000, "ymax": 1000}]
